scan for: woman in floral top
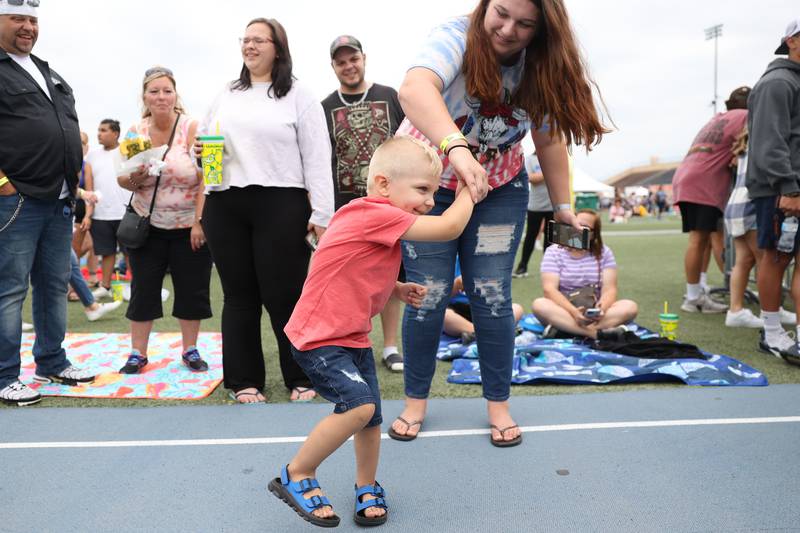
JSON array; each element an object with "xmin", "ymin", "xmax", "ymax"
[{"xmin": 116, "ymin": 66, "xmax": 212, "ymax": 375}]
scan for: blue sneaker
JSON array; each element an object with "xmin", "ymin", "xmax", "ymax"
[
  {"xmin": 119, "ymin": 354, "xmax": 148, "ymax": 374},
  {"xmin": 182, "ymin": 348, "xmax": 208, "ymax": 372}
]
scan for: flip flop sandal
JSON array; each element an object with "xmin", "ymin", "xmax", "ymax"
[
  {"xmin": 353, "ymin": 481, "xmax": 388, "ymax": 526},
  {"xmin": 290, "ymin": 386, "xmax": 315, "ymax": 403},
  {"xmin": 387, "ymin": 416, "xmax": 422, "ymax": 442},
  {"xmin": 228, "ymin": 389, "xmax": 265, "ymax": 404},
  {"xmin": 67, "ymin": 291, "xmax": 80, "ymax": 302},
  {"xmin": 490, "ymin": 424, "xmax": 523, "ymax": 448},
  {"xmin": 268, "ymin": 465, "xmax": 340, "ymax": 528}
]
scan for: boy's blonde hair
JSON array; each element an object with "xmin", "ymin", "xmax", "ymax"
[{"xmin": 368, "ymin": 136, "xmax": 443, "ymax": 186}]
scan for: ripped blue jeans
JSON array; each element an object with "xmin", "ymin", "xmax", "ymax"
[{"xmin": 401, "ymin": 170, "xmax": 528, "ymax": 401}]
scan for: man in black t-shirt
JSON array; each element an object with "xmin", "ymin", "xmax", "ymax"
[{"xmin": 322, "ymin": 35, "xmax": 406, "ymax": 372}]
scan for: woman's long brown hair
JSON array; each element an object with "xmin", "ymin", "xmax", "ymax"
[
  {"xmin": 464, "ymin": 0, "xmax": 610, "ymax": 149},
  {"xmin": 577, "ymin": 208, "xmax": 603, "ymax": 259}
]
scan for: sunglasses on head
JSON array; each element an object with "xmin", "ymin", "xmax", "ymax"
[
  {"xmin": 4, "ymin": 0, "xmax": 41, "ymax": 6},
  {"xmin": 144, "ymin": 66, "xmax": 174, "ymax": 78}
]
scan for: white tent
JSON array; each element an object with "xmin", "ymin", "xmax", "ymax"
[{"xmin": 572, "ymin": 166, "xmax": 614, "ymax": 193}]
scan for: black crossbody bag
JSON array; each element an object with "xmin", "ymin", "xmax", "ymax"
[{"xmin": 116, "ymin": 114, "xmax": 180, "ymax": 249}]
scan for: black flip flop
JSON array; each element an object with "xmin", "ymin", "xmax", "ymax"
[
  {"xmin": 490, "ymin": 424, "xmax": 523, "ymax": 448},
  {"xmin": 387, "ymin": 416, "xmax": 422, "ymax": 442}
]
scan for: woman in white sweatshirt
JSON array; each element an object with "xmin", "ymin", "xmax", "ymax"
[{"xmin": 197, "ymin": 17, "xmax": 334, "ymax": 404}]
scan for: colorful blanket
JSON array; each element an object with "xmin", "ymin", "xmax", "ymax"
[
  {"xmin": 440, "ymin": 316, "xmax": 767, "ymax": 387},
  {"xmin": 20, "ymin": 332, "xmax": 223, "ymax": 399}
]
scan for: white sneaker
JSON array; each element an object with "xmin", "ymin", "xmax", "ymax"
[
  {"xmin": 91, "ymin": 286, "xmax": 111, "ymax": 300},
  {"xmin": 21, "ymin": 321, "xmax": 33, "ymax": 332},
  {"xmin": 758, "ymin": 328, "xmax": 797, "ymax": 359},
  {"xmin": 780, "ymin": 307, "xmax": 797, "ymax": 325},
  {"xmin": 680, "ymin": 293, "xmax": 728, "ymax": 314},
  {"xmin": 725, "ymin": 309, "xmax": 764, "ymax": 328},
  {"xmin": 33, "ymin": 365, "xmax": 95, "ymax": 386},
  {"xmin": 0, "ymin": 380, "xmax": 41, "ymax": 406},
  {"xmin": 85, "ymin": 300, "xmax": 122, "ymax": 322}
]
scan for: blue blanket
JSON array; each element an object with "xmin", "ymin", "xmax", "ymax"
[{"xmin": 440, "ymin": 316, "xmax": 767, "ymax": 387}]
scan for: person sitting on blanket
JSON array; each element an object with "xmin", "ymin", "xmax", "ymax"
[
  {"xmin": 273, "ymin": 136, "xmax": 474, "ymax": 527},
  {"xmin": 446, "ymin": 261, "xmax": 524, "ymax": 345},
  {"xmin": 532, "ymin": 208, "xmax": 638, "ymax": 339}
]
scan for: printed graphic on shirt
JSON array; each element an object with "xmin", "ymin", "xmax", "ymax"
[
  {"xmin": 455, "ymin": 88, "xmax": 527, "ymax": 163},
  {"xmin": 330, "ymin": 101, "xmax": 392, "ymax": 196},
  {"xmin": 687, "ymin": 117, "xmax": 729, "ymax": 155}
]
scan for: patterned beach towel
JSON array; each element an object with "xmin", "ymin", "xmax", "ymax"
[
  {"xmin": 440, "ymin": 316, "xmax": 767, "ymax": 387},
  {"xmin": 19, "ymin": 332, "xmax": 223, "ymax": 400}
]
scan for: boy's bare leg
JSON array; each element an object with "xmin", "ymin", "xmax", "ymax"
[
  {"xmin": 390, "ymin": 397, "xmax": 427, "ymax": 438},
  {"xmin": 380, "ymin": 297, "xmax": 402, "ymax": 350},
  {"xmin": 288, "ymin": 403, "xmax": 375, "ymax": 519},
  {"xmin": 353, "ymin": 425, "xmax": 386, "ymax": 519}
]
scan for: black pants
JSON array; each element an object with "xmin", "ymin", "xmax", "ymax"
[
  {"xmin": 202, "ymin": 185, "xmax": 312, "ymax": 392},
  {"xmin": 517, "ymin": 210, "xmax": 553, "ymax": 271},
  {"xmin": 126, "ymin": 226, "xmax": 212, "ymax": 321}
]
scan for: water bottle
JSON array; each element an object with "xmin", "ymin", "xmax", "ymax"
[{"xmin": 777, "ymin": 216, "xmax": 799, "ymax": 254}]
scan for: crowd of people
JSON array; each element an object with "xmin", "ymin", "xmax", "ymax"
[{"xmin": 1, "ymin": 0, "xmax": 798, "ymax": 527}]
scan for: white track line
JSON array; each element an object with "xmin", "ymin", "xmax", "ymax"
[{"xmin": 2, "ymin": 416, "xmax": 799, "ymax": 450}]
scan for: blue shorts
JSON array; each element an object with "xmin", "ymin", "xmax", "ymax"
[
  {"xmin": 291, "ymin": 344, "xmax": 382, "ymax": 427},
  {"xmin": 753, "ymin": 196, "xmax": 800, "ymax": 253}
]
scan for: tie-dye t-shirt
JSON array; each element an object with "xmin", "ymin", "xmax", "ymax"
[
  {"xmin": 397, "ymin": 16, "xmax": 548, "ymax": 191},
  {"xmin": 130, "ymin": 115, "xmax": 201, "ymax": 230}
]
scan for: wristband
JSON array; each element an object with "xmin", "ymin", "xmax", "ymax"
[
  {"xmin": 0, "ymin": 176, "xmax": 9, "ymax": 188},
  {"xmin": 555, "ymin": 203, "xmax": 571, "ymax": 211},
  {"xmin": 439, "ymin": 132, "xmax": 466, "ymax": 154},
  {"xmin": 445, "ymin": 144, "xmax": 473, "ymax": 157}
]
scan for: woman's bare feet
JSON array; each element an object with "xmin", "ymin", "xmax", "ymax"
[
  {"xmin": 231, "ymin": 387, "xmax": 265, "ymax": 403},
  {"xmin": 390, "ymin": 397, "xmax": 427, "ymax": 438},
  {"xmin": 487, "ymin": 400, "xmax": 521, "ymax": 443},
  {"xmin": 290, "ymin": 387, "xmax": 316, "ymax": 402}
]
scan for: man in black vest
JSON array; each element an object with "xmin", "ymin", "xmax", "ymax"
[{"xmin": 0, "ymin": 0, "xmax": 95, "ymax": 406}]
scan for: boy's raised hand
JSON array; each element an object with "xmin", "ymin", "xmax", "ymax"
[{"xmin": 395, "ymin": 282, "xmax": 427, "ymax": 308}]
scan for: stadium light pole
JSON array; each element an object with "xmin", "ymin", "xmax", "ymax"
[{"xmin": 705, "ymin": 24, "xmax": 723, "ymax": 114}]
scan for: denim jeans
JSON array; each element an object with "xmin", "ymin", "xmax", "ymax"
[
  {"xmin": 401, "ymin": 170, "xmax": 528, "ymax": 401},
  {"xmin": 69, "ymin": 248, "xmax": 94, "ymax": 307},
  {"xmin": 291, "ymin": 344, "xmax": 382, "ymax": 427},
  {"xmin": 0, "ymin": 194, "xmax": 73, "ymax": 389}
]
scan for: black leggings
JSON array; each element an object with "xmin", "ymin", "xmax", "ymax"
[
  {"xmin": 517, "ymin": 210, "xmax": 553, "ymax": 271},
  {"xmin": 202, "ymin": 185, "xmax": 313, "ymax": 392}
]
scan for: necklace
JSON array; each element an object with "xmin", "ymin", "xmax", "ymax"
[{"xmin": 337, "ymin": 83, "xmax": 372, "ymax": 107}]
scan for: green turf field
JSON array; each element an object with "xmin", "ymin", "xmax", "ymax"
[{"xmin": 11, "ymin": 211, "xmax": 800, "ymax": 408}]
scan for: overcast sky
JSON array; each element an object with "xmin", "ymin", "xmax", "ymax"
[{"xmin": 32, "ymin": 0, "xmax": 796, "ymax": 181}]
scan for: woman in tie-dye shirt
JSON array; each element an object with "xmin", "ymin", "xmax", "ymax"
[
  {"xmin": 391, "ymin": 0, "xmax": 609, "ymax": 448},
  {"xmin": 116, "ymin": 66, "xmax": 212, "ymax": 376}
]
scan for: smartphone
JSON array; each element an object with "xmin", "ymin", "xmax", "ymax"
[
  {"xmin": 584, "ymin": 308, "xmax": 601, "ymax": 318},
  {"xmin": 305, "ymin": 230, "xmax": 318, "ymax": 251},
  {"xmin": 546, "ymin": 220, "xmax": 591, "ymax": 250}
]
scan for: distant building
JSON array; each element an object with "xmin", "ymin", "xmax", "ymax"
[{"xmin": 606, "ymin": 157, "xmax": 680, "ymax": 192}]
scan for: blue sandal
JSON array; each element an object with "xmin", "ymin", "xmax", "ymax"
[
  {"xmin": 353, "ymin": 481, "xmax": 388, "ymax": 526},
  {"xmin": 268, "ymin": 465, "xmax": 340, "ymax": 528}
]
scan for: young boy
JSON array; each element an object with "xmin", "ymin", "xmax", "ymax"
[{"xmin": 270, "ymin": 136, "xmax": 474, "ymax": 527}]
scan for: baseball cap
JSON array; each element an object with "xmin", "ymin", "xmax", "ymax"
[
  {"xmin": 330, "ymin": 35, "xmax": 362, "ymax": 59},
  {"xmin": 725, "ymin": 86, "xmax": 751, "ymax": 109},
  {"xmin": 775, "ymin": 18, "xmax": 800, "ymax": 55}
]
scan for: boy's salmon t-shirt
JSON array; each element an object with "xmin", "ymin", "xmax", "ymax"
[{"xmin": 284, "ymin": 197, "xmax": 416, "ymax": 351}]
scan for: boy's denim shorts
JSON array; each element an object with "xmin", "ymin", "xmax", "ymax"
[{"xmin": 291, "ymin": 344, "xmax": 382, "ymax": 427}]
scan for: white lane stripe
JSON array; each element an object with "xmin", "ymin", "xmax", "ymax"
[{"xmin": 1, "ymin": 416, "xmax": 798, "ymax": 450}]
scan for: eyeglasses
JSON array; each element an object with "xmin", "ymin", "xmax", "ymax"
[
  {"xmin": 239, "ymin": 37, "xmax": 273, "ymax": 46},
  {"xmin": 144, "ymin": 66, "xmax": 174, "ymax": 78},
  {"xmin": 5, "ymin": 0, "xmax": 41, "ymax": 6}
]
